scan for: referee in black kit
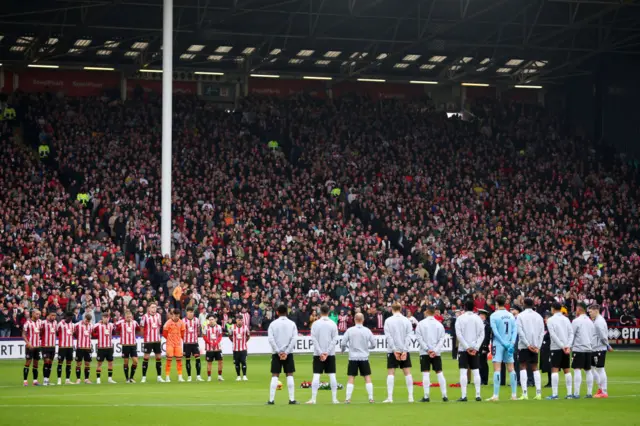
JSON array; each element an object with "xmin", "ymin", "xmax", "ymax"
[{"xmin": 478, "ymin": 309, "xmax": 491, "ymax": 385}]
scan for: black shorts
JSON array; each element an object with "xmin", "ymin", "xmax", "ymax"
[
  {"xmin": 420, "ymin": 355, "xmax": 443, "ymax": 372},
  {"xmin": 144, "ymin": 342, "xmax": 162, "ymax": 355},
  {"xmin": 550, "ymin": 350, "xmax": 571, "ymax": 370},
  {"xmin": 58, "ymin": 347, "xmax": 74, "ymax": 362},
  {"xmin": 25, "ymin": 348, "xmax": 41, "ymax": 361},
  {"xmin": 41, "ymin": 347, "xmax": 56, "ymax": 361},
  {"xmin": 233, "ymin": 350, "xmax": 247, "ymax": 364},
  {"xmin": 97, "ymin": 348, "xmax": 114, "ymax": 362},
  {"xmin": 122, "ymin": 345, "xmax": 138, "ymax": 359},
  {"xmin": 206, "ymin": 351, "xmax": 223, "ymax": 362},
  {"xmin": 184, "ymin": 344, "xmax": 200, "ymax": 358},
  {"xmin": 458, "ymin": 351, "xmax": 479, "ymax": 370},
  {"xmin": 387, "ymin": 352, "xmax": 412, "ymax": 369},
  {"xmin": 75, "ymin": 348, "xmax": 92, "ymax": 363},
  {"xmin": 591, "ymin": 351, "xmax": 606, "ymax": 368},
  {"xmin": 347, "ymin": 360, "xmax": 372, "ymax": 377},
  {"xmin": 313, "ymin": 355, "xmax": 337, "ymax": 374},
  {"xmin": 518, "ymin": 349, "xmax": 539, "ymax": 365},
  {"xmin": 271, "ymin": 353, "xmax": 295, "ymax": 375},
  {"xmin": 571, "ymin": 352, "xmax": 592, "ymax": 370}
]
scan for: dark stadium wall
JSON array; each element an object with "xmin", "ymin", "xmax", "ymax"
[
  {"xmin": 1, "ymin": 70, "xmax": 14, "ymax": 93},
  {"xmin": 564, "ymin": 74, "xmax": 597, "ymax": 141},
  {"xmin": 17, "ymin": 69, "xmax": 120, "ymax": 96},
  {"xmin": 248, "ymin": 78, "xmax": 327, "ymax": 98},
  {"xmin": 126, "ymin": 79, "xmax": 197, "ymax": 96}
]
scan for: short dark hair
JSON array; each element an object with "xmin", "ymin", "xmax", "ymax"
[
  {"xmin": 524, "ymin": 298, "xmax": 534, "ymax": 308},
  {"xmin": 207, "ymin": 314, "xmax": 215, "ymax": 320},
  {"xmin": 589, "ymin": 304, "xmax": 601, "ymax": 312},
  {"xmin": 65, "ymin": 312, "xmax": 74, "ymax": 321},
  {"xmin": 551, "ymin": 302, "xmax": 562, "ymax": 312},
  {"xmin": 464, "ymin": 299, "xmax": 475, "ymax": 312},
  {"xmin": 496, "ymin": 295, "xmax": 506, "ymax": 307},
  {"xmin": 320, "ymin": 305, "xmax": 330, "ymax": 315},
  {"xmin": 172, "ymin": 309, "xmax": 181, "ymax": 315},
  {"xmin": 186, "ymin": 307, "xmax": 194, "ymax": 313},
  {"xmin": 277, "ymin": 305, "xmax": 288, "ymax": 316},
  {"xmin": 425, "ymin": 305, "xmax": 435, "ymax": 315}
]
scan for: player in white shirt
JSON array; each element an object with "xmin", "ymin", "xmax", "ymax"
[
  {"xmin": 307, "ymin": 305, "xmax": 340, "ymax": 405},
  {"xmin": 415, "ymin": 306, "xmax": 448, "ymax": 402},
  {"xmin": 571, "ymin": 302, "xmax": 595, "ymax": 398},
  {"xmin": 455, "ymin": 299, "xmax": 485, "ymax": 402},
  {"xmin": 588, "ymin": 304, "xmax": 613, "ymax": 398},
  {"xmin": 546, "ymin": 302, "xmax": 574, "ymax": 400},
  {"xmin": 341, "ymin": 313, "xmax": 376, "ymax": 403},
  {"xmin": 383, "ymin": 303, "xmax": 415, "ymax": 403},
  {"xmin": 516, "ymin": 298, "xmax": 545, "ymax": 400}
]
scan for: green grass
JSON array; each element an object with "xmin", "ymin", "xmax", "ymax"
[{"xmin": 1, "ymin": 353, "xmax": 639, "ymax": 426}]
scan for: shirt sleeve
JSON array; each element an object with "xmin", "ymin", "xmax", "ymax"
[{"xmin": 517, "ymin": 315, "xmax": 530, "ymax": 347}]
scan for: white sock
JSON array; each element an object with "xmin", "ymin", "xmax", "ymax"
[
  {"xmin": 533, "ymin": 370, "xmax": 541, "ymax": 395},
  {"xmin": 565, "ymin": 372, "xmax": 572, "ymax": 396},
  {"xmin": 460, "ymin": 368, "xmax": 468, "ymax": 398},
  {"xmin": 551, "ymin": 372, "xmax": 559, "ymax": 396},
  {"xmin": 585, "ymin": 370, "xmax": 594, "ymax": 396},
  {"xmin": 386, "ymin": 375, "xmax": 394, "ymax": 400},
  {"xmin": 329, "ymin": 373, "xmax": 338, "ymax": 401},
  {"xmin": 287, "ymin": 376, "xmax": 295, "ymax": 401},
  {"xmin": 520, "ymin": 370, "xmax": 528, "ymax": 395},
  {"xmin": 346, "ymin": 383, "xmax": 354, "ymax": 400},
  {"xmin": 311, "ymin": 374, "xmax": 320, "ymax": 402},
  {"xmin": 405, "ymin": 375, "xmax": 414, "ymax": 400},
  {"xmin": 422, "ymin": 372, "xmax": 430, "ymax": 398},
  {"xmin": 573, "ymin": 371, "xmax": 582, "ymax": 396},
  {"xmin": 437, "ymin": 372, "xmax": 448, "ymax": 398},
  {"xmin": 591, "ymin": 369, "xmax": 600, "ymax": 389},
  {"xmin": 473, "ymin": 370, "xmax": 481, "ymax": 398},
  {"xmin": 269, "ymin": 377, "xmax": 278, "ymax": 402},
  {"xmin": 365, "ymin": 382, "xmax": 374, "ymax": 400},
  {"xmin": 597, "ymin": 368, "xmax": 607, "ymax": 393}
]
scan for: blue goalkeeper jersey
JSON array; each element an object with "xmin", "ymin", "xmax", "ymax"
[{"xmin": 490, "ymin": 309, "xmax": 517, "ymax": 348}]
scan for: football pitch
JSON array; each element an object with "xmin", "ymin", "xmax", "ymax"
[{"xmin": 0, "ymin": 352, "xmax": 639, "ymax": 426}]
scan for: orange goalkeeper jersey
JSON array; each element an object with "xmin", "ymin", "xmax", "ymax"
[{"xmin": 163, "ymin": 319, "xmax": 185, "ymax": 346}]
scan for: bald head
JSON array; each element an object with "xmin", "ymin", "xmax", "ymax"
[{"xmin": 354, "ymin": 313, "xmax": 364, "ymax": 324}]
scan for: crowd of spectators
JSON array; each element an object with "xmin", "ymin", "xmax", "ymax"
[{"xmin": 1, "ymin": 91, "xmax": 639, "ymax": 338}]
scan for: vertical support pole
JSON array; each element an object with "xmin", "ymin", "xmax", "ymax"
[{"xmin": 161, "ymin": 0, "xmax": 173, "ymax": 257}]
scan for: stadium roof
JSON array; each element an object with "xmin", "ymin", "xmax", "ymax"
[{"xmin": 2, "ymin": 0, "xmax": 640, "ymax": 84}]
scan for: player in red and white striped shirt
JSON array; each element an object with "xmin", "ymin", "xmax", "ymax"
[
  {"xmin": 139, "ymin": 303, "xmax": 164, "ymax": 383},
  {"xmin": 74, "ymin": 313, "xmax": 94, "ymax": 384},
  {"xmin": 231, "ymin": 317, "xmax": 250, "ymax": 381},
  {"xmin": 40, "ymin": 311, "xmax": 58, "ymax": 386},
  {"xmin": 56, "ymin": 313, "xmax": 75, "ymax": 385},
  {"xmin": 115, "ymin": 311, "xmax": 139, "ymax": 383},
  {"xmin": 203, "ymin": 314, "xmax": 224, "ymax": 381},
  {"xmin": 93, "ymin": 314, "xmax": 117, "ymax": 384},
  {"xmin": 22, "ymin": 310, "xmax": 42, "ymax": 386},
  {"xmin": 183, "ymin": 307, "xmax": 203, "ymax": 382}
]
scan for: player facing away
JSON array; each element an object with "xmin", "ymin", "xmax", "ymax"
[
  {"xmin": 74, "ymin": 313, "xmax": 94, "ymax": 384},
  {"xmin": 383, "ymin": 303, "xmax": 415, "ymax": 403},
  {"xmin": 488, "ymin": 295, "xmax": 517, "ymax": 401},
  {"xmin": 589, "ymin": 304, "xmax": 613, "ymax": 398},
  {"xmin": 571, "ymin": 302, "xmax": 595, "ymax": 398},
  {"xmin": 231, "ymin": 316, "xmax": 250, "ymax": 381},
  {"xmin": 516, "ymin": 298, "xmax": 545, "ymax": 400},
  {"xmin": 415, "ymin": 306, "xmax": 448, "ymax": 402},
  {"xmin": 455, "ymin": 300, "xmax": 485, "ymax": 402},
  {"xmin": 115, "ymin": 311, "xmax": 139, "ymax": 383},
  {"xmin": 94, "ymin": 313, "xmax": 117, "ymax": 384},
  {"xmin": 546, "ymin": 302, "xmax": 574, "ymax": 400},
  {"xmin": 163, "ymin": 309, "xmax": 186, "ymax": 382},
  {"xmin": 307, "ymin": 305, "xmax": 340, "ymax": 404},
  {"xmin": 56, "ymin": 312, "xmax": 75, "ymax": 385},
  {"xmin": 22, "ymin": 309, "xmax": 42, "ymax": 386},
  {"xmin": 40, "ymin": 311, "xmax": 58, "ymax": 386},
  {"xmin": 266, "ymin": 304, "xmax": 299, "ymax": 405},
  {"xmin": 340, "ymin": 313, "xmax": 376, "ymax": 403},
  {"xmin": 140, "ymin": 303, "xmax": 164, "ymax": 383},
  {"xmin": 183, "ymin": 307, "xmax": 204, "ymax": 382},
  {"xmin": 203, "ymin": 314, "xmax": 224, "ymax": 381}
]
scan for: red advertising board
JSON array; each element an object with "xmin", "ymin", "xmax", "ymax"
[
  {"xmin": 17, "ymin": 70, "xmax": 119, "ymax": 96},
  {"xmin": 126, "ymin": 79, "xmax": 197, "ymax": 95},
  {"xmin": 248, "ymin": 78, "xmax": 326, "ymax": 98},
  {"xmin": 332, "ymin": 81, "xmax": 424, "ymax": 99}
]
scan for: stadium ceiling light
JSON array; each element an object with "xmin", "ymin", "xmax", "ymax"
[
  {"xmin": 315, "ymin": 60, "xmax": 330, "ymax": 66},
  {"xmin": 84, "ymin": 66, "xmax": 115, "ymax": 71},
  {"xmin": 476, "ymin": 67, "xmax": 488, "ymax": 72},
  {"xmin": 180, "ymin": 53, "xmax": 196, "ymax": 60},
  {"xmin": 10, "ymin": 46, "xmax": 26, "ymax": 52},
  {"xmin": 242, "ymin": 47, "xmax": 256, "ymax": 54},
  {"xmin": 46, "ymin": 38, "xmax": 59, "ymax": 45},
  {"xmin": 207, "ymin": 55, "xmax": 223, "ymax": 61},
  {"xmin": 428, "ymin": 55, "xmax": 447, "ymax": 63},
  {"xmin": 125, "ymin": 51, "xmax": 140, "ymax": 57},
  {"xmin": 194, "ymin": 71, "xmax": 224, "ymax": 75},
  {"xmin": 187, "ymin": 44, "xmax": 205, "ymax": 52},
  {"xmin": 17, "ymin": 36, "xmax": 35, "ymax": 44},
  {"xmin": 393, "ymin": 63, "xmax": 409, "ymax": 69},
  {"xmin": 105, "ymin": 40, "xmax": 120, "ymax": 48},
  {"xmin": 131, "ymin": 42, "xmax": 149, "ymax": 50},
  {"xmin": 449, "ymin": 65, "xmax": 461, "ymax": 71},
  {"xmin": 68, "ymin": 48, "xmax": 83, "ymax": 54},
  {"xmin": 357, "ymin": 78, "xmax": 385, "ymax": 82},
  {"xmin": 139, "ymin": 69, "xmax": 162, "ymax": 73},
  {"xmin": 96, "ymin": 50, "xmax": 113, "ymax": 56},
  {"xmin": 496, "ymin": 68, "xmax": 512, "ymax": 73},
  {"xmin": 461, "ymin": 57, "xmax": 473, "ymax": 63},
  {"xmin": 419, "ymin": 64, "xmax": 435, "ymax": 70},
  {"xmin": 505, "ymin": 58, "xmax": 524, "ymax": 66},
  {"xmin": 515, "ymin": 84, "xmax": 543, "ymax": 89},
  {"xmin": 28, "ymin": 64, "xmax": 59, "ymax": 69},
  {"xmin": 289, "ymin": 58, "xmax": 303, "ymax": 64},
  {"xmin": 534, "ymin": 60, "xmax": 548, "ymax": 67},
  {"xmin": 250, "ymin": 74, "xmax": 280, "ymax": 78},
  {"xmin": 376, "ymin": 53, "xmax": 388, "ymax": 60},
  {"xmin": 410, "ymin": 80, "xmax": 438, "ymax": 85},
  {"xmin": 324, "ymin": 51, "xmax": 342, "ymax": 57},
  {"xmin": 75, "ymin": 39, "xmax": 92, "ymax": 47},
  {"xmin": 480, "ymin": 58, "xmax": 491, "ymax": 64},
  {"xmin": 269, "ymin": 48, "xmax": 282, "ymax": 55},
  {"xmin": 403, "ymin": 54, "xmax": 421, "ymax": 62},
  {"xmin": 303, "ymin": 76, "xmax": 332, "ymax": 80},
  {"xmin": 462, "ymin": 82, "xmax": 489, "ymax": 87},
  {"xmin": 215, "ymin": 46, "xmax": 233, "ymax": 53},
  {"xmin": 297, "ymin": 49, "xmax": 315, "ymax": 56}
]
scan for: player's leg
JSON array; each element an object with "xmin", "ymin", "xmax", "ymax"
[
  {"xmin": 506, "ymin": 362, "xmax": 517, "ymax": 399},
  {"xmin": 285, "ymin": 354, "xmax": 297, "ymax": 404},
  {"xmin": 518, "ymin": 354, "xmax": 529, "ymax": 398},
  {"xmin": 107, "ymin": 350, "xmax": 116, "ymax": 383},
  {"xmin": 584, "ymin": 356, "xmax": 594, "ymax": 398},
  {"xmin": 364, "ymin": 367, "xmax": 374, "ymax": 403},
  {"xmin": 268, "ymin": 353, "xmax": 281, "ymax": 404},
  {"xmin": 65, "ymin": 359, "xmax": 72, "ymax": 383},
  {"xmin": 165, "ymin": 345, "xmax": 174, "ymax": 381},
  {"xmin": 384, "ymin": 353, "xmax": 396, "ymax": 403},
  {"xmin": 233, "ymin": 351, "xmax": 242, "ymax": 380},
  {"xmin": 403, "ymin": 366, "xmax": 414, "ymax": 403},
  {"xmin": 458, "ymin": 352, "xmax": 469, "ymax": 402},
  {"xmin": 84, "ymin": 352, "xmax": 92, "ymax": 384},
  {"xmin": 176, "ymin": 348, "xmax": 184, "ymax": 381},
  {"xmin": 56, "ymin": 353, "xmax": 63, "ymax": 385},
  {"xmin": 436, "ymin": 367, "xmax": 448, "ymax": 401},
  {"xmin": 489, "ymin": 345, "xmax": 502, "ymax": 400},
  {"xmin": 123, "ymin": 350, "xmax": 130, "ymax": 382},
  {"xmin": 141, "ymin": 346, "xmax": 150, "ymax": 382},
  {"xmin": 194, "ymin": 352, "xmax": 203, "ymax": 381},
  {"xmin": 345, "ymin": 375, "xmax": 356, "ymax": 402},
  {"xmin": 327, "ymin": 356, "xmax": 338, "ymax": 403},
  {"xmin": 185, "ymin": 346, "xmax": 192, "ymax": 380},
  {"xmin": 96, "ymin": 359, "xmax": 103, "ymax": 384},
  {"xmin": 154, "ymin": 346, "xmax": 163, "ymax": 381},
  {"xmin": 75, "ymin": 355, "xmax": 82, "ymax": 384},
  {"xmin": 531, "ymin": 359, "xmax": 542, "ymax": 398},
  {"xmin": 23, "ymin": 352, "xmax": 32, "ymax": 386},
  {"xmin": 595, "ymin": 352, "xmax": 608, "ymax": 397},
  {"xmin": 308, "ymin": 356, "xmax": 322, "ymax": 404},
  {"xmin": 217, "ymin": 355, "xmax": 224, "ymax": 380},
  {"xmin": 42, "ymin": 351, "xmax": 52, "ymax": 385},
  {"xmin": 469, "ymin": 355, "xmax": 482, "ymax": 401},
  {"xmin": 130, "ymin": 356, "xmax": 139, "ymax": 383},
  {"xmin": 241, "ymin": 350, "xmax": 248, "ymax": 380}
]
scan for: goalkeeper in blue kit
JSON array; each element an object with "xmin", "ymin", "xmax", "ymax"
[{"xmin": 488, "ymin": 295, "xmax": 518, "ymax": 401}]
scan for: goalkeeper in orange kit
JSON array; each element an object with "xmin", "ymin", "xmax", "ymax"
[{"xmin": 163, "ymin": 309, "xmax": 186, "ymax": 382}]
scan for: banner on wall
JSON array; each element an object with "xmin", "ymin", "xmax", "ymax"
[
  {"xmin": 0, "ymin": 333, "xmax": 453, "ymax": 359},
  {"xmin": 126, "ymin": 79, "xmax": 197, "ymax": 95},
  {"xmin": 608, "ymin": 326, "xmax": 640, "ymax": 346},
  {"xmin": 248, "ymin": 78, "xmax": 326, "ymax": 98},
  {"xmin": 17, "ymin": 70, "xmax": 119, "ymax": 96}
]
